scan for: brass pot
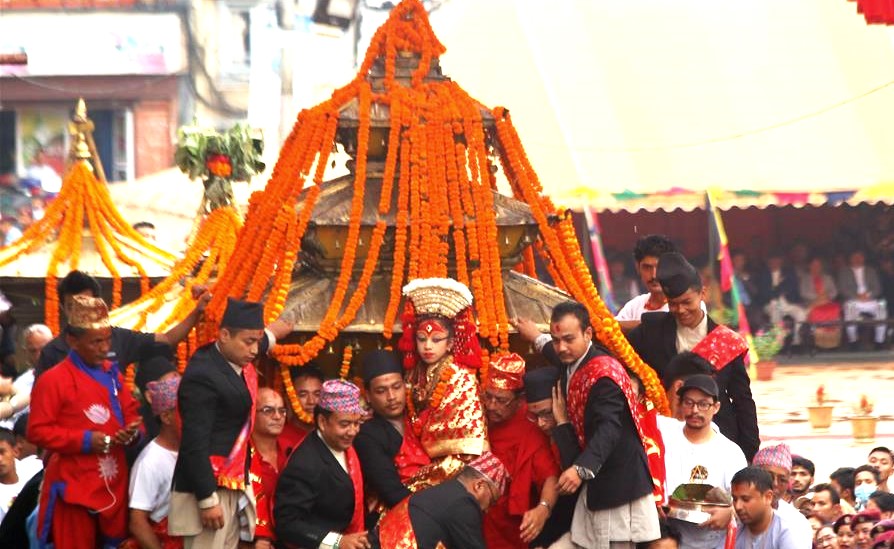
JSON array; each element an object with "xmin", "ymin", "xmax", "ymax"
[
  {"xmin": 807, "ymin": 405, "xmax": 834, "ymax": 430},
  {"xmin": 851, "ymin": 416, "xmax": 878, "ymax": 442}
]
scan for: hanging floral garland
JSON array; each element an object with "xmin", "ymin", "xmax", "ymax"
[
  {"xmin": 0, "ymin": 156, "xmax": 176, "ymax": 334},
  {"xmin": 111, "ymin": 123, "xmax": 263, "ymax": 365},
  {"xmin": 202, "ymin": 0, "xmax": 669, "ymax": 416}
]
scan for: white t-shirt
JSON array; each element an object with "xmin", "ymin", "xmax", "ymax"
[
  {"xmin": 129, "ymin": 439, "xmax": 178, "ymax": 523},
  {"xmin": 16, "ymin": 456, "xmax": 42, "ymax": 484},
  {"xmin": 665, "ymin": 428, "xmax": 748, "ymax": 549},
  {"xmin": 0, "ymin": 475, "xmax": 28, "ymax": 522},
  {"xmin": 616, "ymin": 293, "xmax": 668, "ymax": 321}
]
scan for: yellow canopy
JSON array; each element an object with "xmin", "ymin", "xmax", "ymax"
[{"xmin": 429, "ymin": 0, "xmax": 894, "ymax": 210}]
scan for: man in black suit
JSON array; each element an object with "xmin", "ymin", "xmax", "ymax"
[
  {"xmin": 626, "ymin": 252, "xmax": 760, "ymax": 461},
  {"xmin": 274, "ymin": 379, "xmax": 370, "ymax": 549},
  {"xmin": 371, "ymin": 451, "xmax": 508, "ymax": 549},
  {"xmin": 169, "ymin": 298, "xmax": 291, "ymax": 548},
  {"xmin": 514, "ymin": 301, "xmax": 661, "ymax": 547},
  {"xmin": 354, "ymin": 350, "xmax": 430, "ymax": 526}
]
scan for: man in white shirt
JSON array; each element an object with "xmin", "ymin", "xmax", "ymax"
[
  {"xmin": 0, "ymin": 428, "xmax": 27, "ymax": 522},
  {"xmin": 129, "ymin": 374, "xmax": 182, "ymax": 548},
  {"xmin": 665, "ymin": 375, "xmax": 746, "ymax": 549},
  {"xmin": 751, "ymin": 443, "xmax": 814, "ymax": 548},
  {"xmin": 616, "ymin": 235, "xmax": 677, "ymax": 331},
  {"xmin": 838, "ymin": 250, "xmax": 887, "ymax": 347}
]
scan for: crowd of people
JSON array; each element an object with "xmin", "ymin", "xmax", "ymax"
[
  {"xmin": 608, "ymin": 228, "xmax": 894, "ymax": 353},
  {"xmin": 0, "ymin": 238, "xmax": 888, "ymax": 548}
]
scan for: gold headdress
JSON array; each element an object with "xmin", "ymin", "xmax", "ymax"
[{"xmin": 402, "ymin": 278, "xmax": 473, "ymax": 319}]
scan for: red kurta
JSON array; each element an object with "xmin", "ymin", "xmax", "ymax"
[
  {"xmin": 484, "ymin": 403, "xmax": 560, "ymax": 549},
  {"xmin": 29, "ymin": 354, "xmax": 141, "ymax": 547},
  {"xmin": 249, "ymin": 438, "xmax": 290, "ymax": 541},
  {"xmin": 279, "ymin": 421, "xmax": 311, "ymax": 453}
]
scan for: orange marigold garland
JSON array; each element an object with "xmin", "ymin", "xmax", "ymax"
[
  {"xmin": 339, "ymin": 345, "xmax": 353, "ymax": 379},
  {"xmin": 197, "ymin": 0, "xmax": 667, "ymax": 414},
  {"xmin": 0, "ymin": 157, "xmax": 175, "ymax": 334}
]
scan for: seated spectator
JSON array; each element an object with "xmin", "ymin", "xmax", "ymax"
[
  {"xmin": 834, "ymin": 515, "xmax": 856, "ymax": 549},
  {"xmin": 801, "ymin": 256, "xmax": 843, "ymax": 350},
  {"xmin": 869, "ymin": 447, "xmax": 893, "ymax": 493},
  {"xmin": 756, "ymin": 250, "xmax": 806, "ymax": 345},
  {"xmin": 732, "ymin": 466, "xmax": 801, "ymax": 549},
  {"xmin": 856, "ymin": 466, "xmax": 883, "ymax": 511},
  {"xmin": 853, "ymin": 509, "xmax": 882, "ymax": 549},
  {"xmin": 280, "ymin": 363, "xmax": 324, "ymax": 451},
  {"xmin": 814, "ymin": 484, "xmax": 846, "ymax": 524},
  {"xmin": 609, "ymin": 254, "xmax": 641, "ymax": 313},
  {"xmin": 867, "ymin": 492, "xmax": 894, "ymax": 520},
  {"xmin": 249, "ymin": 387, "xmax": 289, "ymax": 548},
  {"xmin": 838, "ymin": 250, "xmax": 887, "ymax": 349},
  {"xmin": 125, "ymin": 375, "xmax": 182, "ymax": 549},
  {"xmin": 790, "ymin": 455, "xmax": 816, "ymax": 503}
]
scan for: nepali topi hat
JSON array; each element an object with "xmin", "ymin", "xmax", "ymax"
[
  {"xmin": 147, "ymin": 374, "xmax": 181, "ymax": 416},
  {"xmin": 752, "ymin": 443, "xmax": 792, "ymax": 472},
  {"xmin": 486, "ymin": 353, "xmax": 526, "ymax": 392},
  {"xmin": 657, "ymin": 252, "xmax": 702, "ymax": 299},
  {"xmin": 68, "ymin": 295, "xmax": 111, "ymax": 330},
  {"xmin": 319, "ymin": 379, "xmax": 365, "ymax": 415},
  {"xmin": 469, "ymin": 451, "xmax": 510, "ymax": 496},
  {"xmin": 361, "ymin": 349, "xmax": 403, "ymax": 385},
  {"xmin": 221, "ymin": 297, "xmax": 265, "ymax": 330},
  {"xmin": 524, "ymin": 366, "xmax": 560, "ymax": 403}
]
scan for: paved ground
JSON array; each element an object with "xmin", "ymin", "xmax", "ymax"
[{"xmin": 752, "ymin": 357, "xmax": 894, "ymax": 481}]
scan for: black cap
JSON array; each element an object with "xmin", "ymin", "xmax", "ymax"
[
  {"xmin": 657, "ymin": 252, "xmax": 701, "ymax": 299},
  {"xmin": 361, "ymin": 350, "xmax": 403, "ymax": 385},
  {"xmin": 524, "ymin": 366, "xmax": 560, "ymax": 403},
  {"xmin": 677, "ymin": 374, "xmax": 719, "ymax": 400},
  {"xmin": 221, "ymin": 297, "xmax": 265, "ymax": 330},
  {"xmin": 13, "ymin": 413, "xmax": 28, "ymax": 438},
  {"xmin": 135, "ymin": 343, "xmax": 177, "ymax": 394}
]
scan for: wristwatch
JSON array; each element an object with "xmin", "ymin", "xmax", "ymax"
[
  {"xmin": 538, "ymin": 500, "xmax": 553, "ymax": 515},
  {"xmin": 574, "ymin": 465, "xmax": 595, "ymax": 480}
]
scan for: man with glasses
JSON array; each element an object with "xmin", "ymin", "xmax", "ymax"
[
  {"xmin": 248, "ymin": 388, "xmax": 289, "ymax": 549},
  {"xmin": 664, "ymin": 375, "xmax": 745, "ymax": 549},
  {"xmin": 481, "ymin": 353, "xmax": 559, "ymax": 549}
]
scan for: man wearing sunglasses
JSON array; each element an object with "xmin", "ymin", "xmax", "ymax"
[
  {"xmin": 664, "ymin": 374, "xmax": 746, "ymax": 549},
  {"xmin": 480, "ymin": 353, "xmax": 559, "ymax": 549}
]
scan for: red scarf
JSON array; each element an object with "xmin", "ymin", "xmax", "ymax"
[
  {"xmin": 377, "ymin": 496, "xmax": 418, "ymax": 549},
  {"xmin": 567, "ymin": 356, "xmax": 666, "ymax": 503},
  {"xmin": 691, "ymin": 325, "xmax": 749, "ymax": 371},
  {"xmin": 210, "ymin": 363, "xmax": 258, "ymax": 491},
  {"xmin": 345, "ymin": 446, "xmax": 365, "ymax": 534},
  {"xmin": 395, "ymin": 416, "xmax": 431, "ymax": 483}
]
